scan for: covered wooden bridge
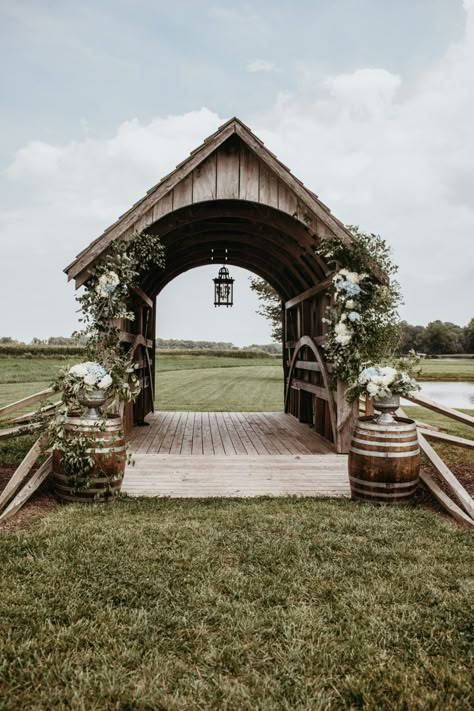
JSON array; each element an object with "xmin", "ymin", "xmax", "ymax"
[{"xmin": 63, "ymin": 117, "xmax": 368, "ymax": 495}]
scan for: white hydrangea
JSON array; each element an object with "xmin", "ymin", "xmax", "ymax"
[
  {"xmin": 96, "ymin": 271, "xmax": 120, "ymax": 298},
  {"xmin": 69, "ymin": 364, "xmax": 88, "ymax": 378},
  {"xmin": 334, "ymin": 321, "xmax": 352, "ymax": 345},
  {"xmin": 98, "ymin": 374, "xmax": 113, "ymax": 390},
  {"xmin": 337, "ymin": 269, "xmax": 361, "ymax": 284}
]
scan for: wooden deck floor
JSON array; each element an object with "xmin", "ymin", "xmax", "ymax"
[
  {"xmin": 123, "ymin": 412, "xmax": 349, "ymax": 498},
  {"xmin": 130, "ymin": 411, "xmax": 335, "ymax": 456}
]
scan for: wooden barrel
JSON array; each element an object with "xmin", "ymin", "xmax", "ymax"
[
  {"xmin": 348, "ymin": 416, "xmax": 420, "ymax": 504},
  {"xmin": 52, "ymin": 414, "xmax": 126, "ymax": 503}
]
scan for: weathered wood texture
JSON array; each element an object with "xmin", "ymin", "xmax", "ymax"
[
  {"xmin": 130, "ymin": 412, "xmax": 336, "ymax": 456},
  {"xmin": 419, "ymin": 469, "xmax": 474, "ymax": 528},
  {"xmin": 122, "ymin": 454, "xmax": 350, "ymax": 498},
  {"xmin": 65, "ymin": 119, "xmax": 375, "ymax": 286},
  {"xmin": 406, "ymin": 393, "xmax": 474, "ymax": 427},
  {"xmin": 0, "ymin": 436, "xmax": 45, "ymax": 512},
  {"xmin": 0, "ymin": 457, "xmax": 52, "ymax": 523},
  {"xmin": 417, "ymin": 431, "xmax": 474, "ymax": 520},
  {"xmin": 0, "ymin": 389, "xmax": 54, "ymax": 420},
  {"xmin": 63, "ymin": 119, "xmax": 366, "ymax": 449}
]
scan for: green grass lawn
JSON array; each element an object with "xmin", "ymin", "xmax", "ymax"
[
  {"xmin": 1, "ymin": 498, "xmax": 472, "ymax": 710},
  {"xmin": 156, "ymin": 364, "xmax": 283, "ymax": 411},
  {"xmin": 403, "ymin": 406, "xmax": 474, "ymax": 465},
  {"xmin": 418, "ymin": 358, "xmax": 474, "ymax": 381}
]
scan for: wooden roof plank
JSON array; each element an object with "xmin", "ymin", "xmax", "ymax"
[{"xmin": 64, "ymin": 117, "xmax": 386, "ymax": 285}]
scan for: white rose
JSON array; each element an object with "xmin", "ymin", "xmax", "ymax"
[
  {"xmin": 84, "ymin": 373, "xmax": 98, "ymax": 386},
  {"xmin": 345, "ymin": 299, "xmax": 355, "ymax": 308},
  {"xmin": 98, "ymin": 374, "xmax": 113, "ymax": 390}
]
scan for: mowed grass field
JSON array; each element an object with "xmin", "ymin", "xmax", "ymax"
[
  {"xmin": 417, "ymin": 357, "xmax": 474, "ymax": 381},
  {"xmin": 0, "ymin": 355, "xmax": 282, "ymax": 410},
  {"xmin": 1, "ymin": 498, "xmax": 473, "ymax": 710},
  {"xmin": 1, "ymin": 354, "xmax": 473, "ymax": 464},
  {"xmin": 1, "ymin": 354, "xmax": 473, "ymax": 411}
]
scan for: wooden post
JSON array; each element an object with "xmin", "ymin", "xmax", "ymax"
[{"xmin": 335, "ymin": 381, "xmax": 358, "ymax": 454}]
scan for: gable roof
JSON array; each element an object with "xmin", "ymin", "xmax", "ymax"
[{"xmin": 65, "ymin": 117, "xmax": 385, "ymax": 286}]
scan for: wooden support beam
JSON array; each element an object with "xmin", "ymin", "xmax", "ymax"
[
  {"xmin": 6, "ymin": 402, "xmax": 58, "ymax": 426},
  {"xmin": 291, "ymin": 379, "xmax": 328, "ymax": 400},
  {"xmin": 131, "ymin": 286, "xmax": 153, "ymax": 308},
  {"xmin": 419, "ymin": 469, "xmax": 474, "ymax": 528},
  {"xmin": 0, "ymin": 422, "xmax": 44, "ymax": 441},
  {"xmin": 0, "ymin": 456, "xmax": 52, "ymax": 524},
  {"xmin": 414, "ymin": 420, "xmax": 444, "ymax": 433},
  {"xmin": 120, "ymin": 332, "xmax": 154, "ymax": 349},
  {"xmin": 417, "ymin": 431, "xmax": 474, "ymax": 520},
  {"xmin": 418, "ymin": 428, "xmax": 474, "ymax": 450},
  {"xmin": 0, "ymin": 389, "xmax": 54, "ymax": 420},
  {"xmin": 284, "ymin": 277, "xmax": 334, "ymax": 310},
  {"xmin": 285, "ymin": 336, "xmax": 326, "ymax": 349},
  {"xmin": 405, "ymin": 393, "xmax": 474, "ymax": 427},
  {"xmin": 294, "ymin": 361, "xmax": 322, "ymax": 372},
  {"xmin": 0, "ymin": 435, "xmax": 45, "ymax": 512},
  {"xmin": 336, "ymin": 382, "xmax": 358, "ymax": 455},
  {"xmin": 364, "ymin": 396, "xmax": 375, "ymax": 417}
]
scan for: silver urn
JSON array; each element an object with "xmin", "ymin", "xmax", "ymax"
[
  {"xmin": 77, "ymin": 388, "xmax": 107, "ymax": 419},
  {"xmin": 373, "ymin": 393, "xmax": 400, "ymax": 425}
]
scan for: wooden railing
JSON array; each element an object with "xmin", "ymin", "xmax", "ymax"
[
  {"xmin": 0, "ymin": 389, "xmax": 63, "ymax": 522},
  {"xmin": 360, "ymin": 393, "xmax": 474, "ymax": 527}
]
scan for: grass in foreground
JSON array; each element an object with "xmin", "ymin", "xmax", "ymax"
[{"xmin": 0, "ymin": 498, "xmax": 472, "ymax": 710}]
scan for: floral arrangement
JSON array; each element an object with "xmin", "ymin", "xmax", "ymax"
[
  {"xmin": 96, "ymin": 271, "xmax": 120, "ymax": 298},
  {"xmin": 357, "ymin": 365, "xmax": 420, "ymax": 400},
  {"xmin": 316, "ymin": 226, "xmax": 402, "ymax": 398},
  {"xmin": 40, "ymin": 231, "xmax": 165, "ymax": 491},
  {"xmin": 67, "ymin": 362, "xmax": 113, "ymax": 390},
  {"xmin": 331, "ymin": 269, "xmax": 369, "ymax": 347}
]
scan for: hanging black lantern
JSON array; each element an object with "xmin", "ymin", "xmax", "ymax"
[{"xmin": 213, "ymin": 266, "xmax": 234, "ymax": 307}]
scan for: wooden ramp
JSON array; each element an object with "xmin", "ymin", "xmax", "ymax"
[
  {"xmin": 122, "ymin": 454, "xmax": 349, "ymax": 498},
  {"xmin": 124, "ymin": 412, "xmax": 348, "ymax": 498}
]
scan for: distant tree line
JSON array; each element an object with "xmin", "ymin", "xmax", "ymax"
[
  {"xmin": 400, "ymin": 319, "xmax": 474, "ymax": 355},
  {"xmin": 4, "ymin": 321, "xmax": 473, "ymax": 356},
  {"xmin": 0, "ymin": 336, "xmax": 282, "ymax": 355}
]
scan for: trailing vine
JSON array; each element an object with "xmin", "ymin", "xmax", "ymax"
[{"xmin": 42, "ymin": 231, "xmax": 165, "ymax": 491}]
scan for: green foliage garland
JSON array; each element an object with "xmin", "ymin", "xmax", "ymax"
[
  {"xmin": 43, "ymin": 232, "xmax": 165, "ymax": 491},
  {"xmin": 315, "ymin": 226, "xmax": 402, "ymax": 395}
]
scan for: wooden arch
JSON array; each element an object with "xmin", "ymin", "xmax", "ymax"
[
  {"xmin": 64, "ymin": 117, "xmax": 373, "ymax": 452},
  {"xmin": 284, "ymin": 336, "xmax": 337, "ymax": 443}
]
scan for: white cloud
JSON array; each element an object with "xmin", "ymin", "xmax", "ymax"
[
  {"xmin": 2, "ymin": 2, "xmax": 474, "ymax": 340},
  {"xmin": 246, "ymin": 59, "xmax": 275, "ymax": 73},
  {"xmin": 251, "ymin": 3, "xmax": 474, "ymax": 325}
]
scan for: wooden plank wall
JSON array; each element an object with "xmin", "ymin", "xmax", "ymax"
[
  {"xmin": 94, "ymin": 140, "xmax": 327, "ymax": 263},
  {"xmin": 284, "ymin": 291, "xmax": 332, "ymax": 438},
  {"xmin": 117, "ymin": 291, "xmax": 156, "ymax": 429}
]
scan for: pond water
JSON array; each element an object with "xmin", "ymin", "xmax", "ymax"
[{"xmin": 402, "ymin": 381, "xmax": 474, "ymax": 409}]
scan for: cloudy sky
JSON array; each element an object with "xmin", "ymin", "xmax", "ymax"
[{"xmin": 1, "ymin": 0, "xmax": 473, "ymax": 345}]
